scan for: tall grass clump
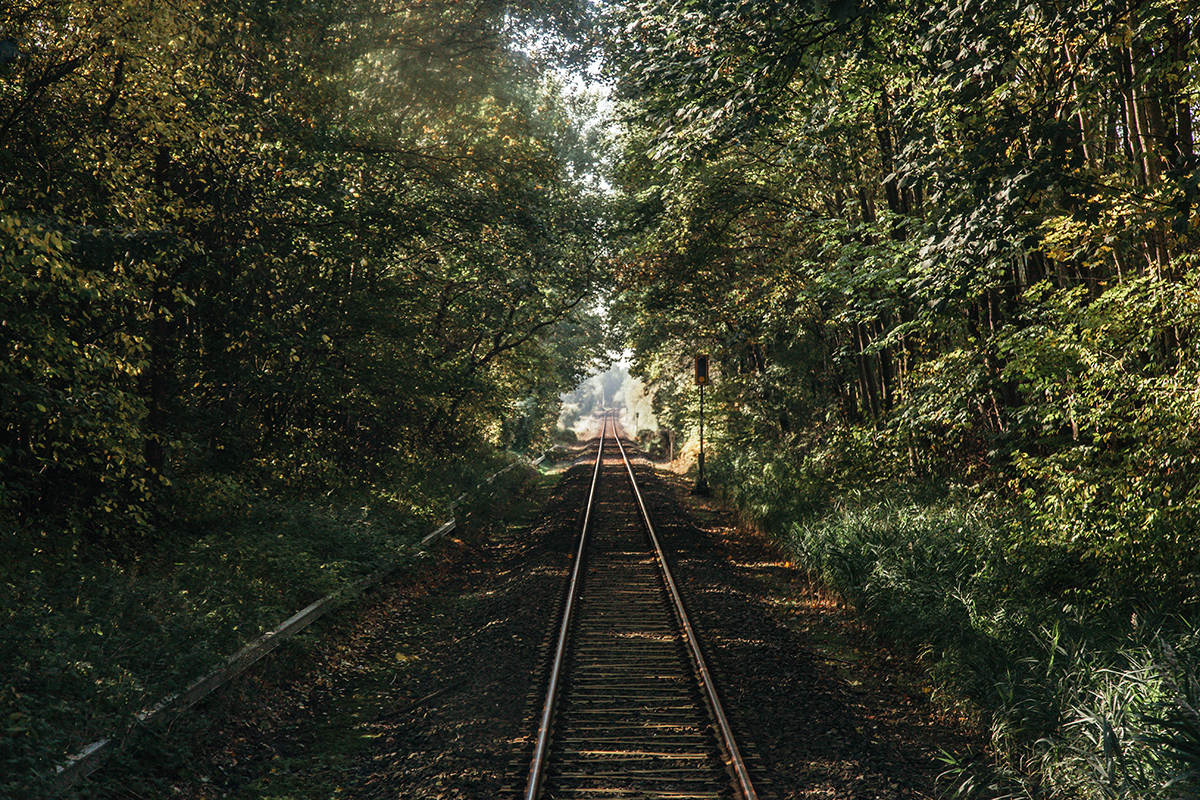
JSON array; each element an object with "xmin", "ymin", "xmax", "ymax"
[
  {"xmin": 712, "ymin": 424, "xmax": 891, "ymax": 534},
  {"xmin": 716, "ymin": 436, "xmax": 1200, "ymax": 799},
  {"xmin": 784, "ymin": 496, "xmax": 1200, "ymax": 798},
  {"xmin": 1049, "ymin": 637, "xmax": 1200, "ymax": 799}
]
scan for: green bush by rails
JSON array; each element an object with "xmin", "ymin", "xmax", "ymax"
[{"xmin": 712, "ymin": 438, "xmax": 1200, "ymax": 799}]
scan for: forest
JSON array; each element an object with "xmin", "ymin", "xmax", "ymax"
[{"xmin": 2, "ymin": 0, "xmax": 1199, "ymax": 797}]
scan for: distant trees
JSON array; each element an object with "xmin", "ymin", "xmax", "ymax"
[
  {"xmin": 1, "ymin": 0, "xmax": 608, "ymax": 552},
  {"xmin": 605, "ymin": 0, "xmax": 1200, "ymax": 604}
]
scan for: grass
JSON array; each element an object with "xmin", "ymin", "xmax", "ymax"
[
  {"xmin": 714, "ymin": 450, "xmax": 1200, "ymax": 799},
  {"xmin": 94, "ymin": 459, "xmax": 559, "ymax": 800},
  {"xmin": 0, "ymin": 453, "xmax": 546, "ymax": 800}
]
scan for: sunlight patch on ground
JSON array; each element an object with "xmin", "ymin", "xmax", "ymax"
[{"xmin": 730, "ymin": 559, "xmax": 793, "ymax": 569}]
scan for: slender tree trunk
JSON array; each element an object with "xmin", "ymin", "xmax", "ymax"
[
  {"xmin": 142, "ymin": 294, "xmax": 170, "ymax": 475},
  {"xmin": 874, "ymin": 87, "xmax": 910, "ymax": 236},
  {"xmin": 1120, "ymin": 39, "xmax": 1149, "ymax": 188},
  {"xmin": 878, "ymin": 342, "xmax": 895, "ymax": 411},
  {"xmin": 1064, "ymin": 44, "xmax": 1095, "ymax": 169},
  {"xmin": 854, "ymin": 322, "xmax": 881, "ymax": 419},
  {"xmin": 1174, "ymin": 23, "xmax": 1195, "ymax": 168}
]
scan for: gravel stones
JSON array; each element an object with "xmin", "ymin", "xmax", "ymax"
[{"xmin": 151, "ymin": 450, "xmax": 984, "ymax": 800}]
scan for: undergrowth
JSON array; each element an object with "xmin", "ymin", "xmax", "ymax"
[
  {"xmin": 0, "ymin": 450, "xmax": 534, "ymax": 799},
  {"xmin": 712, "ymin": 444, "xmax": 1200, "ymax": 799}
]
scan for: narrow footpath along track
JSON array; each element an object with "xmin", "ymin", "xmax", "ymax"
[{"xmin": 525, "ymin": 413, "xmax": 758, "ymax": 800}]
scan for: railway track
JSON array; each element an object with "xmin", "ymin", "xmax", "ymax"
[{"xmin": 524, "ymin": 413, "xmax": 759, "ymax": 800}]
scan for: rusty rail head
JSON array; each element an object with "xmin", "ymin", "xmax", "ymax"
[
  {"xmin": 524, "ymin": 413, "xmax": 609, "ymax": 800},
  {"xmin": 611, "ymin": 431, "xmax": 759, "ymax": 800}
]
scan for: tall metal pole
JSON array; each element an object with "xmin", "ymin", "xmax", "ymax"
[{"xmin": 693, "ymin": 381, "xmax": 710, "ymax": 496}]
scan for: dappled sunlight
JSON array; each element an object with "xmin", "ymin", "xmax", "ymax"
[
  {"xmin": 729, "ymin": 559, "xmax": 793, "ymax": 570},
  {"xmin": 607, "ymin": 629, "xmax": 680, "ymax": 643}
]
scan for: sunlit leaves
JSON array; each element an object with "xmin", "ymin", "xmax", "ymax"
[
  {"xmin": 605, "ymin": 0, "xmax": 1200, "ymax": 616},
  {"xmin": 0, "ymin": 208, "xmax": 155, "ymax": 539},
  {"xmin": 1, "ymin": 0, "xmax": 609, "ymax": 550}
]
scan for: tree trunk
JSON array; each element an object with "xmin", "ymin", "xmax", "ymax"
[
  {"xmin": 854, "ymin": 322, "xmax": 881, "ymax": 419},
  {"xmin": 1173, "ymin": 20, "xmax": 1195, "ymax": 169},
  {"xmin": 1064, "ymin": 43, "xmax": 1095, "ymax": 169}
]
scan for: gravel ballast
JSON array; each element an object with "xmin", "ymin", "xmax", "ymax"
[{"xmin": 103, "ymin": 445, "xmax": 986, "ymax": 799}]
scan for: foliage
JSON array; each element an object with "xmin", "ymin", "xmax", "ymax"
[
  {"xmin": 603, "ymin": 0, "xmax": 1200, "ymax": 794},
  {"xmin": 0, "ymin": 499, "xmax": 419, "ymax": 797},
  {"xmin": 1, "ymin": 0, "xmax": 609, "ymax": 793},
  {"xmin": 777, "ymin": 483, "xmax": 1199, "ymax": 799},
  {"xmin": 0, "ymin": 211, "xmax": 159, "ymax": 546},
  {"xmin": 1, "ymin": 0, "xmax": 609, "ymax": 551}
]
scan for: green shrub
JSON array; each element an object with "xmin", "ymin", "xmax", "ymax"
[
  {"xmin": 0, "ymin": 497, "xmax": 421, "ymax": 798},
  {"xmin": 718, "ymin": 435, "xmax": 1200, "ymax": 798}
]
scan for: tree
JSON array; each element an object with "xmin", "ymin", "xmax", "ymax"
[
  {"xmin": 1, "ymin": 0, "xmax": 608, "ymax": 550},
  {"xmin": 603, "ymin": 0, "xmax": 1200, "ymax": 596}
]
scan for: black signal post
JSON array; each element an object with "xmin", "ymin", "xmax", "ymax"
[{"xmin": 692, "ymin": 354, "xmax": 711, "ymax": 497}]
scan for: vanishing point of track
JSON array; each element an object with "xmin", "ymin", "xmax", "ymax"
[{"xmin": 523, "ymin": 413, "xmax": 759, "ymax": 800}]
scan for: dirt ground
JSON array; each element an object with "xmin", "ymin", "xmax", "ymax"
[{"xmin": 101, "ymin": 444, "xmax": 989, "ymax": 799}]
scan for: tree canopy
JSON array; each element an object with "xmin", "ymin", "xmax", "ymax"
[
  {"xmin": 2, "ymin": 0, "xmax": 611, "ymax": 550},
  {"xmin": 600, "ymin": 3, "xmax": 1200, "ymax": 793},
  {"xmin": 603, "ymin": 0, "xmax": 1200, "ymax": 600}
]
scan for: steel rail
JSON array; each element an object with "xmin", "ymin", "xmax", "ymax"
[
  {"xmin": 611, "ymin": 431, "xmax": 760, "ymax": 800},
  {"xmin": 523, "ymin": 415, "xmax": 608, "ymax": 800}
]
